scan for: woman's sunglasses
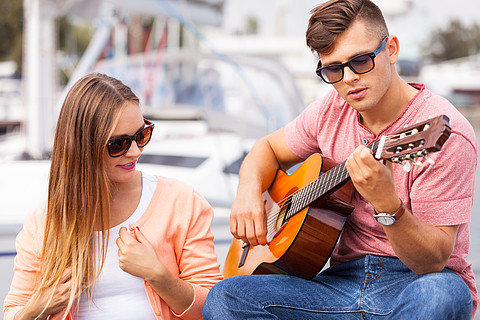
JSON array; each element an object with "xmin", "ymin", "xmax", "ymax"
[
  {"xmin": 316, "ymin": 36, "xmax": 388, "ymax": 84},
  {"xmin": 106, "ymin": 119, "xmax": 154, "ymax": 157}
]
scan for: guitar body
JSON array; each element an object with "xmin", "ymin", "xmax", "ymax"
[{"xmin": 223, "ymin": 153, "xmax": 354, "ymax": 279}]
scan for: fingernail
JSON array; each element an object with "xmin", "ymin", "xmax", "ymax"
[{"xmin": 136, "ymin": 226, "xmax": 140, "ymax": 232}]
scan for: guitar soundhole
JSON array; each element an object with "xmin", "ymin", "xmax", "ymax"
[{"xmin": 275, "ymin": 197, "xmax": 293, "ymax": 231}]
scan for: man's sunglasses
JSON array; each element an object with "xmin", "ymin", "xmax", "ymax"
[
  {"xmin": 316, "ymin": 36, "xmax": 389, "ymax": 84},
  {"xmin": 106, "ymin": 119, "xmax": 154, "ymax": 157}
]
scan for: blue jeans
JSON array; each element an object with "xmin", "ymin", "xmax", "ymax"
[{"xmin": 203, "ymin": 255, "xmax": 472, "ymax": 319}]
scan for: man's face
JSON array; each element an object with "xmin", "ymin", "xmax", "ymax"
[{"xmin": 318, "ymin": 20, "xmax": 394, "ymax": 114}]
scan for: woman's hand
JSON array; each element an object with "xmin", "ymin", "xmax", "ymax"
[
  {"xmin": 16, "ymin": 269, "xmax": 77, "ymax": 320},
  {"xmin": 116, "ymin": 226, "xmax": 195, "ymax": 315},
  {"xmin": 116, "ymin": 226, "xmax": 167, "ymax": 282}
]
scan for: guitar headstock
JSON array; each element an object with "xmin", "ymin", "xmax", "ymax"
[{"xmin": 374, "ymin": 115, "xmax": 451, "ymax": 171}]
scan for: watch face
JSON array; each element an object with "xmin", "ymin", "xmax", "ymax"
[{"xmin": 375, "ymin": 215, "xmax": 396, "ymax": 226}]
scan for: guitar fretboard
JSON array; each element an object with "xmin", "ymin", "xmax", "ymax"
[{"xmin": 285, "ymin": 140, "xmax": 380, "ymax": 219}]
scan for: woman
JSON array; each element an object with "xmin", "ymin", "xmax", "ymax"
[{"xmin": 3, "ymin": 73, "xmax": 223, "ymax": 319}]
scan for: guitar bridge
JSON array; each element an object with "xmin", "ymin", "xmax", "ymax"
[{"xmin": 238, "ymin": 242, "xmax": 250, "ymax": 268}]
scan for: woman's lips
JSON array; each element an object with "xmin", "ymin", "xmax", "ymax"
[{"xmin": 117, "ymin": 161, "xmax": 136, "ymax": 170}]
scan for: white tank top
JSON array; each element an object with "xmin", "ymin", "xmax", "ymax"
[{"xmin": 73, "ymin": 172, "xmax": 158, "ymax": 319}]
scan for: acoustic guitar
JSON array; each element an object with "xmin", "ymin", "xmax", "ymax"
[{"xmin": 223, "ymin": 115, "xmax": 451, "ymax": 279}]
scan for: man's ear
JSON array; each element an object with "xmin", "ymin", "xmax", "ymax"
[{"xmin": 387, "ymin": 35, "xmax": 400, "ymax": 64}]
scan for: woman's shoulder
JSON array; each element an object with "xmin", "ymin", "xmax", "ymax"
[
  {"xmin": 16, "ymin": 202, "xmax": 47, "ymax": 256},
  {"xmin": 23, "ymin": 201, "xmax": 48, "ymax": 230},
  {"xmin": 141, "ymin": 170, "xmax": 212, "ymax": 203},
  {"xmin": 147, "ymin": 174, "xmax": 212, "ymax": 212},
  {"xmin": 141, "ymin": 171, "xmax": 197, "ymax": 201},
  {"xmin": 153, "ymin": 174, "xmax": 195, "ymax": 194},
  {"xmin": 142, "ymin": 173, "xmax": 201, "ymax": 210}
]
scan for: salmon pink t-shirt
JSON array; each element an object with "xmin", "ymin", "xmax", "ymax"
[{"xmin": 284, "ymin": 84, "xmax": 478, "ymax": 315}]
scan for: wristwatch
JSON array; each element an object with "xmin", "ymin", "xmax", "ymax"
[{"xmin": 373, "ymin": 199, "xmax": 405, "ymax": 226}]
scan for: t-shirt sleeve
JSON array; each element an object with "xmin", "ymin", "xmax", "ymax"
[
  {"xmin": 172, "ymin": 189, "xmax": 223, "ymax": 320},
  {"xmin": 3, "ymin": 204, "xmax": 45, "ymax": 319},
  {"xmin": 284, "ymin": 97, "xmax": 327, "ymax": 159},
  {"xmin": 409, "ymin": 130, "xmax": 477, "ymax": 225}
]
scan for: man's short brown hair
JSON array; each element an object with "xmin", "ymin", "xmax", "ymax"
[{"xmin": 306, "ymin": 0, "xmax": 389, "ymax": 56}]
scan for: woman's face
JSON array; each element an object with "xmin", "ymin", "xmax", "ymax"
[{"xmin": 104, "ymin": 102, "xmax": 145, "ymax": 185}]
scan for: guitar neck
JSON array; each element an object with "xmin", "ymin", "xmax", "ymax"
[
  {"xmin": 286, "ymin": 140, "xmax": 380, "ymax": 219},
  {"xmin": 286, "ymin": 161, "xmax": 348, "ymax": 217}
]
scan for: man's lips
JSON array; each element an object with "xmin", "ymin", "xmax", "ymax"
[
  {"xmin": 348, "ymin": 87, "xmax": 366, "ymax": 94},
  {"xmin": 348, "ymin": 87, "xmax": 367, "ymax": 99}
]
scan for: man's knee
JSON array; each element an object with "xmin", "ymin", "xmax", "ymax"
[
  {"xmin": 395, "ymin": 271, "xmax": 472, "ymax": 319},
  {"xmin": 203, "ymin": 277, "xmax": 247, "ymax": 318},
  {"xmin": 203, "ymin": 279, "xmax": 228, "ymax": 317}
]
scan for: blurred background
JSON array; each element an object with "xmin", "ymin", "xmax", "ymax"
[{"xmin": 0, "ymin": 0, "xmax": 480, "ymax": 316}]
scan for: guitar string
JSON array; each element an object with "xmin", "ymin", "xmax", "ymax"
[
  {"xmin": 263, "ymin": 137, "xmax": 389, "ymax": 236},
  {"xmin": 264, "ymin": 162, "xmax": 350, "ymax": 239},
  {"xmin": 264, "ymin": 124, "xmax": 432, "ymax": 238},
  {"xmin": 264, "ymin": 161, "xmax": 350, "ymax": 233},
  {"xmin": 276, "ymin": 122, "xmax": 428, "ymax": 216}
]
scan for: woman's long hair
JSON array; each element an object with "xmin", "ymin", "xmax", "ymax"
[{"xmin": 33, "ymin": 73, "xmax": 140, "ymax": 318}]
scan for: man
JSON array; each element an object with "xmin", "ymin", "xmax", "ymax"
[{"xmin": 203, "ymin": 0, "xmax": 477, "ymax": 319}]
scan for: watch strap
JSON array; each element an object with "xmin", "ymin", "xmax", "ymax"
[{"xmin": 374, "ymin": 199, "xmax": 405, "ymax": 221}]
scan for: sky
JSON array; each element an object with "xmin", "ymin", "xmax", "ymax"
[{"xmin": 221, "ymin": 0, "xmax": 480, "ymax": 59}]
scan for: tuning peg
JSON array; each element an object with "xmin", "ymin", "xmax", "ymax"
[
  {"xmin": 416, "ymin": 150, "xmax": 435, "ymax": 165},
  {"xmin": 402, "ymin": 161, "xmax": 412, "ymax": 172},
  {"xmin": 422, "ymin": 155, "xmax": 435, "ymax": 165},
  {"xmin": 405, "ymin": 153, "xmax": 423, "ymax": 168},
  {"xmin": 412, "ymin": 158, "xmax": 424, "ymax": 167},
  {"xmin": 391, "ymin": 156, "xmax": 412, "ymax": 171}
]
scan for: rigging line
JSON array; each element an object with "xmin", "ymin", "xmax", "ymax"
[{"xmin": 153, "ymin": 0, "xmax": 270, "ymax": 120}]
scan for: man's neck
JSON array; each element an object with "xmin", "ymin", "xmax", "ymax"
[{"xmin": 360, "ymin": 79, "xmax": 419, "ymax": 136}]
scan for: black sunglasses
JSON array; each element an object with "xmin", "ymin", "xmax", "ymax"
[
  {"xmin": 316, "ymin": 36, "xmax": 389, "ymax": 84},
  {"xmin": 106, "ymin": 119, "xmax": 154, "ymax": 157}
]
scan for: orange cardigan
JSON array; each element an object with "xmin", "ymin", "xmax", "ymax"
[{"xmin": 4, "ymin": 176, "xmax": 223, "ymax": 319}]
